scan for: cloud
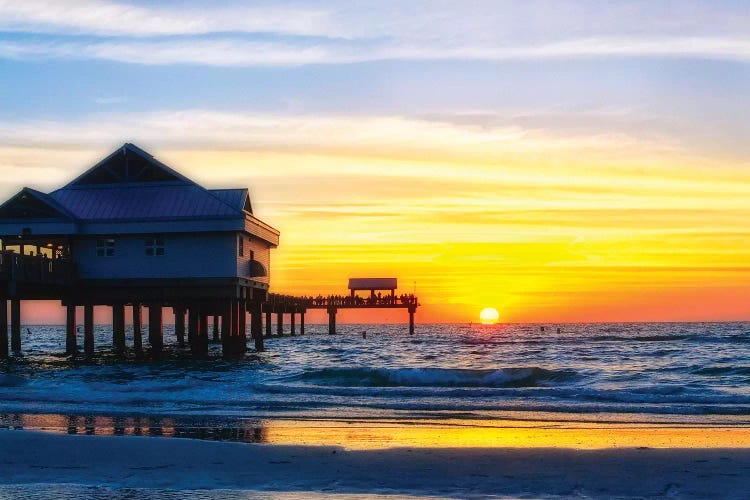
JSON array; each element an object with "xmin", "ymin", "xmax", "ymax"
[{"xmin": 2, "ymin": 1, "xmax": 750, "ymax": 66}]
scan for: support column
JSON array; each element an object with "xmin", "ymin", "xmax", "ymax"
[
  {"xmin": 238, "ymin": 300, "xmax": 247, "ymax": 355},
  {"xmin": 265, "ymin": 309, "xmax": 272, "ymax": 338},
  {"xmin": 148, "ymin": 304, "xmax": 163, "ymax": 355},
  {"xmin": 65, "ymin": 304, "xmax": 76, "ymax": 356},
  {"xmin": 212, "ymin": 315, "xmax": 220, "ymax": 342},
  {"xmin": 328, "ymin": 306, "xmax": 337, "ymax": 335},
  {"xmin": 250, "ymin": 302, "xmax": 264, "ymax": 351},
  {"xmin": 84, "ymin": 304, "xmax": 94, "ymax": 358},
  {"xmin": 132, "ymin": 303, "xmax": 142, "ymax": 356},
  {"xmin": 174, "ymin": 305, "xmax": 185, "ymax": 347},
  {"xmin": 300, "ymin": 311, "xmax": 305, "ymax": 335},
  {"xmin": 290, "ymin": 311, "xmax": 296, "ymax": 336},
  {"xmin": 10, "ymin": 299, "xmax": 20, "ymax": 352},
  {"xmin": 112, "ymin": 304, "xmax": 125, "ymax": 355},
  {"xmin": 198, "ymin": 313, "xmax": 209, "ymax": 356},
  {"xmin": 408, "ymin": 306, "xmax": 416, "ymax": 335},
  {"xmin": 277, "ymin": 312, "xmax": 283, "ymax": 336},
  {"xmin": 0, "ymin": 299, "xmax": 7, "ymax": 359},
  {"xmin": 221, "ymin": 301, "xmax": 232, "ymax": 358},
  {"xmin": 230, "ymin": 300, "xmax": 241, "ymax": 355},
  {"xmin": 189, "ymin": 306, "xmax": 201, "ymax": 357}
]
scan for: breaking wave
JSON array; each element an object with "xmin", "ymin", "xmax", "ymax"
[{"xmin": 287, "ymin": 367, "xmax": 578, "ymax": 388}]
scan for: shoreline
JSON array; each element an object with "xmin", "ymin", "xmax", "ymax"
[{"xmin": 2, "ymin": 429, "xmax": 750, "ymax": 498}]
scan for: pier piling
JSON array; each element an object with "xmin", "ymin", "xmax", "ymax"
[
  {"xmin": 0, "ymin": 299, "xmax": 7, "ymax": 358},
  {"xmin": 84, "ymin": 304, "xmax": 94, "ymax": 358},
  {"xmin": 189, "ymin": 307, "xmax": 200, "ymax": 357},
  {"xmin": 199, "ymin": 313, "xmax": 209, "ymax": 356},
  {"xmin": 221, "ymin": 302, "xmax": 231, "ymax": 357},
  {"xmin": 250, "ymin": 302, "xmax": 264, "ymax": 351},
  {"xmin": 265, "ymin": 310, "xmax": 272, "ymax": 338},
  {"xmin": 10, "ymin": 299, "xmax": 20, "ymax": 352},
  {"xmin": 408, "ymin": 306, "xmax": 416, "ymax": 335},
  {"xmin": 174, "ymin": 305, "xmax": 185, "ymax": 347},
  {"xmin": 65, "ymin": 305, "xmax": 76, "ymax": 355},
  {"xmin": 277, "ymin": 312, "xmax": 283, "ymax": 336},
  {"xmin": 212, "ymin": 315, "xmax": 220, "ymax": 342},
  {"xmin": 112, "ymin": 304, "xmax": 125, "ymax": 355},
  {"xmin": 290, "ymin": 311, "xmax": 296, "ymax": 336},
  {"xmin": 328, "ymin": 306, "xmax": 337, "ymax": 335},
  {"xmin": 300, "ymin": 311, "xmax": 305, "ymax": 335},
  {"xmin": 132, "ymin": 303, "xmax": 142, "ymax": 356}
]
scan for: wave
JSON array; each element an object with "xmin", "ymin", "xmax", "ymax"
[
  {"xmin": 692, "ymin": 365, "xmax": 750, "ymax": 376},
  {"xmin": 589, "ymin": 334, "xmax": 690, "ymax": 342},
  {"xmin": 285, "ymin": 367, "xmax": 578, "ymax": 388}
]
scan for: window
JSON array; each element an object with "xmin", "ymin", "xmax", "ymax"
[
  {"xmin": 238, "ymin": 234, "xmax": 244, "ymax": 257},
  {"xmin": 96, "ymin": 238, "xmax": 115, "ymax": 257},
  {"xmin": 145, "ymin": 236, "xmax": 165, "ymax": 256}
]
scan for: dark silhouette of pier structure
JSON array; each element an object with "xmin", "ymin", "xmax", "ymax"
[{"xmin": 0, "ymin": 144, "xmax": 419, "ymax": 360}]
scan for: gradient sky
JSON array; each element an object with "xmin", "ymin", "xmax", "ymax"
[{"xmin": 1, "ymin": 0, "xmax": 750, "ymax": 323}]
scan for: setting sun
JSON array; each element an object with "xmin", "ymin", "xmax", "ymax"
[{"xmin": 479, "ymin": 307, "xmax": 500, "ymax": 325}]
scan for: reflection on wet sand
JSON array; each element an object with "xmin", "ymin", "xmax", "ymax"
[{"xmin": 4, "ymin": 412, "xmax": 750, "ymax": 450}]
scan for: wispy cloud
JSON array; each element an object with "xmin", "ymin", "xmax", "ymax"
[{"xmin": 2, "ymin": 1, "xmax": 750, "ymax": 66}]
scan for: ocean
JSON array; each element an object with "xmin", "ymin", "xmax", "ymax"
[{"xmin": 1, "ymin": 322, "xmax": 749, "ymax": 427}]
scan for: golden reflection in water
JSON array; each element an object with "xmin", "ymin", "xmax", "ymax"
[{"xmin": 7, "ymin": 414, "xmax": 750, "ymax": 450}]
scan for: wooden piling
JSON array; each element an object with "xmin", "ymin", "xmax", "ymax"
[
  {"xmin": 250, "ymin": 302, "xmax": 264, "ymax": 351},
  {"xmin": 0, "ymin": 299, "xmax": 7, "ymax": 358},
  {"xmin": 290, "ymin": 310, "xmax": 296, "ymax": 336},
  {"xmin": 265, "ymin": 309, "xmax": 272, "ymax": 338},
  {"xmin": 328, "ymin": 306, "xmax": 337, "ymax": 335},
  {"xmin": 112, "ymin": 303, "xmax": 125, "ymax": 355},
  {"xmin": 199, "ymin": 313, "xmax": 209, "ymax": 356},
  {"xmin": 174, "ymin": 305, "xmax": 185, "ymax": 347},
  {"xmin": 10, "ymin": 299, "xmax": 20, "ymax": 352},
  {"xmin": 148, "ymin": 304, "xmax": 163, "ymax": 355},
  {"xmin": 84, "ymin": 304, "xmax": 94, "ymax": 358},
  {"xmin": 221, "ymin": 301, "xmax": 232, "ymax": 358},
  {"xmin": 132, "ymin": 302, "xmax": 142, "ymax": 356},
  {"xmin": 238, "ymin": 300, "xmax": 247, "ymax": 354},
  {"xmin": 277, "ymin": 312, "xmax": 283, "ymax": 336},
  {"xmin": 189, "ymin": 307, "xmax": 201, "ymax": 357},
  {"xmin": 300, "ymin": 311, "xmax": 305, "ymax": 335},
  {"xmin": 408, "ymin": 305, "xmax": 416, "ymax": 335},
  {"xmin": 65, "ymin": 305, "xmax": 76, "ymax": 355}
]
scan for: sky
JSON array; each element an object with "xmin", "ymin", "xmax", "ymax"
[{"xmin": 1, "ymin": 0, "xmax": 750, "ymax": 323}]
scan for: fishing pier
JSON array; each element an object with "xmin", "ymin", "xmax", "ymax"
[{"xmin": 0, "ymin": 144, "xmax": 418, "ymax": 360}]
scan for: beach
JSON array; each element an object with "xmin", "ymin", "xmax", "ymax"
[
  {"xmin": 2, "ymin": 322, "xmax": 750, "ymax": 497},
  {"xmin": 2, "ymin": 425, "xmax": 750, "ymax": 498}
]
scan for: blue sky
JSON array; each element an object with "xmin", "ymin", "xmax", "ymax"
[{"xmin": 2, "ymin": 1, "xmax": 750, "ymax": 321}]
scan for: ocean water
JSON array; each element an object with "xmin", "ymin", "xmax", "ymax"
[{"xmin": 1, "ymin": 322, "xmax": 750, "ymax": 426}]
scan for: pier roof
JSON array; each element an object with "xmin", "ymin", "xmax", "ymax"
[{"xmin": 0, "ymin": 144, "xmax": 278, "ymax": 242}]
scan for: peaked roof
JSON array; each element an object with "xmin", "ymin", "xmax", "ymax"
[
  {"xmin": 33, "ymin": 143, "xmax": 253, "ymax": 222},
  {"xmin": 64, "ymin": 143, "xmax": 194, "ymax": 187},
  {"xmin": 0, "ymin": 187, "xmax": 75, "ymax": 220}
]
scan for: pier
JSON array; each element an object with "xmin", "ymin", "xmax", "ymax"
[{"xmin": 0, "ymin": 144, "xmax": 419, "ymax": 360}]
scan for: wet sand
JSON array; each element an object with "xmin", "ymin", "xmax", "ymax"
[{"xmin": 2, "ymin": 425, "xmax": 750, "ymax": 498}]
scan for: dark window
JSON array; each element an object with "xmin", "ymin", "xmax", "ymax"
[
  {"xmin": 145, "ymin": 236, "xmax": 165, "ymax": 256},
  {"xmin": 238, "ymin": 234, "xmax": 244, "ymax": 257},
  {"xmin": 96, "ymin": 238, "xmax": 115, "ymax": 257}
]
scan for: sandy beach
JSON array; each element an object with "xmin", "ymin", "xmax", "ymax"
[{"xmin": 2, "ymin": 425, "xmax": 750, "ymax": 498}]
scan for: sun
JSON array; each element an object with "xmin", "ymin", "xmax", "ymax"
[{"xmin": 479, "ymin": 307, "xmax": 500, "ymax": 325}]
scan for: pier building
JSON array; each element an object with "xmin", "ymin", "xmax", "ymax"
[{"xmin": 0, "ymin": 144, "xmax": 418, "ymax": 359}]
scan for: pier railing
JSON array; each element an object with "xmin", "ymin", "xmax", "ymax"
[{"xmin": 0, "ymin": 251, "xmax": 75, "ymax": 285}]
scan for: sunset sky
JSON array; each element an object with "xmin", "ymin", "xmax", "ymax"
[{"xmin": 1, "ymin": 1, "xmax": 750, "ymax": 323}]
